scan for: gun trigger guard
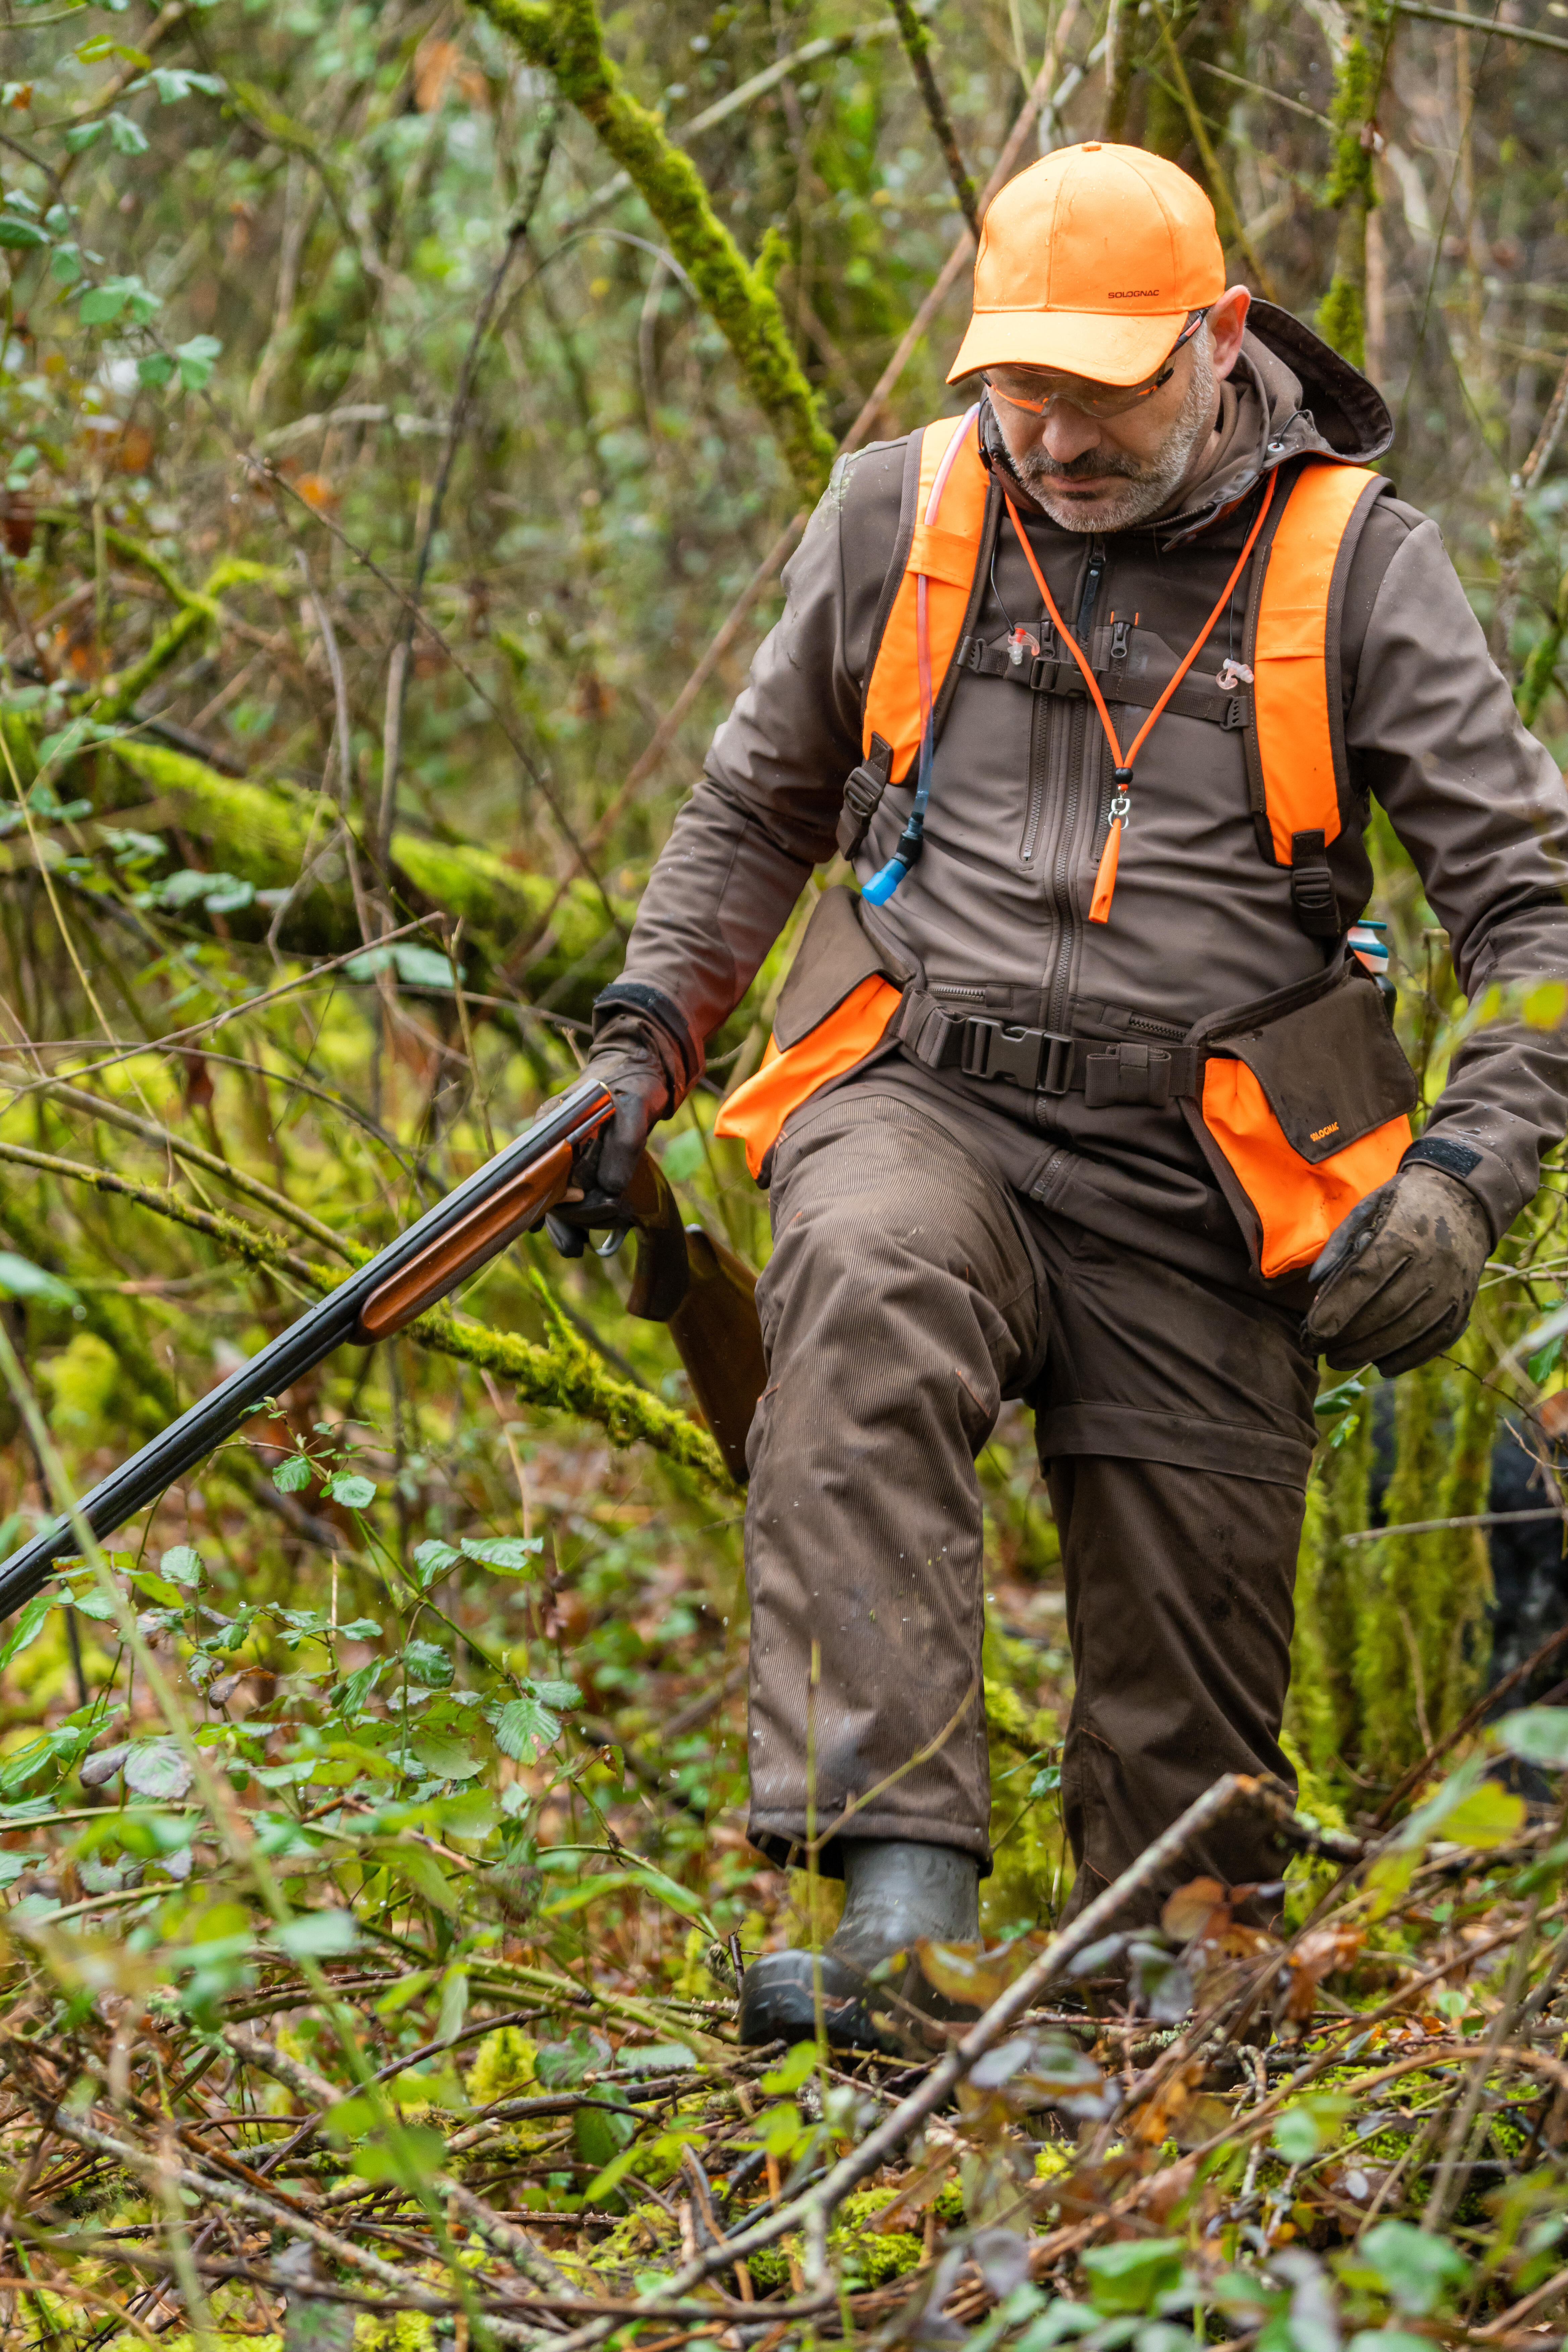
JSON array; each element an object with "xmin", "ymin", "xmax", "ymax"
[{"xmin": 594, "ymin": 1227, "xmax": 629, "ymax": 1259}]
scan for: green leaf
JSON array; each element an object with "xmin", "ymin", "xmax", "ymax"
[
  {"xmin": 122, "ymin": 1738, "xmax": 194, "ymax": 1801},
  {"xmin": 272, "ymin": 1454, "xmax": 313, "ymax": 1493},
  {"xmin": 659, "ymin": 1129, "xmax": 705, "ymax": 1183},
  {"xmin": 106, "ymin": 111, "xmax": 149, "ymax": 154},
  {"xmin": 393, "ymin": 944, "xmax": 461, "ymax": 989},
  {"xmin": 271, "ymin": 1908, "xmax": 359, "ymax": 1958},
  {"xmin": 78, "ymin": 283, "xmax": 127, "ymax": 323},
  {"xmin": 1441, "ymin": 1781, "xmax": 1525, "ymax": 1848},
  {"xmin": 412, "ymin": 1538, "xmax": 460, "ymax": 1586},
  {"xmin": 575, "ymin": 2097, "xmax": 638, "ymax": 2183},
  {"xmin": 336, "ymin": 1617, "xmax": 382, "ymax": 1642},
  {"xmin": 0, "ymin": 217, "xmax": 50, "ymax": 248},
  {"xmin": 379, "ymin": 1841, "xmax": 460, "ymax": 1915},
  {"xmin": 403, "ymin": 1640, "xmax": 452, "ymax": 1689},
  {"xmin": 351, "ymin": 2123, "xmax": 448, "ymax": 2190},
  {"xmin": 0, "ymin": 1252, "xmax": 80, "ymax": 1311},
  {"xmin": 409, "ymin": 1729, "xmax": 482, "ymax": 1782},
  {"xmin": 1357, "ymin": 2220, "xmax": 1467, "ymax": 2315},
  {"xmin": 0, "ymin": 1589, "xmax": 54, "ymax": 1671},
  {"xmin": 1080, "ymin": 2240, "xmax": 1185, "ymax": 2317},
  {"xmin": 535, "ymin": 2028, "xmax": 611, "ymax": 2087},
  {"xmin": 530, "ymin": 1678, "xmax": 581, "ymax": 1709},
  {"xmin": 493, "ymin": 1690, "xmax": 564, "ymax": 1763},
  {"xmin": 760, "ymin": 2041, "xmax": 818, "ymax": 2094},
  {"xmin": 1272, "ymin": 2092, "xmax": 1352, "ymax": 2164},
  {"xmin": 1497, "ymin": 1707, "xmax": 1568, "ymax": 1771},
  {"xmin": 459, "ymin": 1534, "xmax": 543, "ymax": 1575},
  {"xmin": 137, "ymin": 349, "xmax": 174, "ymax": 385},
  {"xmin": 160, "ymin": 1545, "xmax": 202, "ymax": 1587},
  {"xmin": 175, "ymin": 333, "xmax": 221, "ymax": 389},
  {"xmin": 328, "ymin": 1472, "xmax": 377, "ymax": 1510},
  {"xmin": 540, "ymin": 1867, "xmax": 712, "ymax": 1928},
  {"xmin": 147, "ymin": 66, "xmax": 223, "ymax": 99},
  {"xmin": 63, "ymin": 121, "xmax": 106, "ymax": 153}
]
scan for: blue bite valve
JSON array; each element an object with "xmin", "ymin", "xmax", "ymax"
[{"xmin": 862, "ymin": 821, "xmax": 924, "ymax": 907}]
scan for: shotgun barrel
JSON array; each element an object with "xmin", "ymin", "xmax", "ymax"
[
  {"xmin": 0, "ymin": 1077, "xmax": 771, "ymax": 1624},
  {"xmin": 0, "ymin": 1077, "xmax": 616, "ymax": 1619}
]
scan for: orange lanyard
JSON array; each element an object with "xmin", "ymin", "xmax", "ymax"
[{"xmin": 1001, "ymin": 471, "xmax": 1277, "ymax": 924}]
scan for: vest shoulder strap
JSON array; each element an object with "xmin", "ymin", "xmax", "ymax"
[
  {"xmin": 861, "ymin": 411, "xmax": 992, "ymax": 783},
  {"xmin": 1242, "ymin": 458, "xmax": 1390, "ymax": 874}
]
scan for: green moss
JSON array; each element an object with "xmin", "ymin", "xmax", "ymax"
[
  {"xmin": 828, "ymin": 2183, "xmax": 932, "ymax": 2277},
  {"xmin": 1517, "ymin": 580, "xmax": 1568, "ymax": 727},
  {"xmin": 1317, "ymin": 273, "xmax": 1366, "ymax": 370},
  {"xmin": 1325, "ymin": 38, "xmax": 1378, "ymax": 210},
  {"xmin": 464, "ymin": 2025, "xmax": 538, "ymax": 2103},
  {"xmin": 110, "ymin": 739, "xmax": 616, "ymax": 956},
  {"xmin": 469, "ymin": 0, "xmax": 835, "ymax": 499},
  {"xmin": 39, "ymin": 1329, "xmax": 121, "ymax": 1439}
]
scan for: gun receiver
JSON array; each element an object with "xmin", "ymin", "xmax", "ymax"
[{"xmin": 0, "ymin": 1078, "xmax": 768, "ymax": 1623}]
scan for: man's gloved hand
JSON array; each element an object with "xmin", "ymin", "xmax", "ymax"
[
  {"xmin": 1305, "ymin": 1162, "xmax": 1491, "ymax": 1376},
  {"xmin": 579, "ymin": 1033, "xmax": 672, "ymax": 1203}
]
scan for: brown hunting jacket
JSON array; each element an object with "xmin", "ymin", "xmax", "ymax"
[{"xmin": 597, "ymin": 306, "xmax": 1568, "ymax": 1294}]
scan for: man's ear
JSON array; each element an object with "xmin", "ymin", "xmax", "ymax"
[{"xmin": 1210, "ymin": 286, "xmax": 1252, "ymax": 382}]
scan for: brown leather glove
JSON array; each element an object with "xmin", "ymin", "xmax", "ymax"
[{"xmin": 1304, "ymin": 1161, "xmax": 1491, "ymax": 1377}]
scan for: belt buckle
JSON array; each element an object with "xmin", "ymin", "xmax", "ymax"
[{"xmin": 962, "ymin": 1018, "xmax": 1042, "ymax": 1089}]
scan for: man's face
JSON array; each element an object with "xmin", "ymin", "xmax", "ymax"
[{"xmin": 986, "ymin": 285, "xmax": 1249, "ymax": 534}]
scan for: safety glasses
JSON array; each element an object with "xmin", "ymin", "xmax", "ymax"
[{"xmin": 986, "ymin": 307, "xmax": 1210, "ymax": 422}]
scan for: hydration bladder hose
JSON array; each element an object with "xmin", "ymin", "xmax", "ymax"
[{"xmin": 863, "ymin": 405, "xmax": 980, "ymax": 908}]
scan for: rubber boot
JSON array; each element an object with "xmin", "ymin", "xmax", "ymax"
[{"xmin": 738, "ymin": 1839, "xmax": 981, "ymax": 2050}]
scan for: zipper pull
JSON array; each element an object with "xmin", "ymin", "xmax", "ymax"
[{"xmin": 1075, "ymin": 539, "xmax": 1106, "ymax": 639}]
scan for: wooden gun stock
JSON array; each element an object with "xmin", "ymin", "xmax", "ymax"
[
  {"xmin": 612, "ymin": 1152, "xmax": 767, "ymax": 1484},
  {"xmin": 668, "ymin": 1226, "xmax": 768, "ymax": 1484}
]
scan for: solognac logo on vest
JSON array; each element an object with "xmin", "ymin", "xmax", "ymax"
[{"xmin": 1311, "ymin": 1122, "xmax": 1341, "ymax": 1143}]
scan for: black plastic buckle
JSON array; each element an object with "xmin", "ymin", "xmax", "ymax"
[
  {"xmin": 961, "ymin": 1019, "xmax": 1037, "ymax": 1088},
  {"xmin": 961, "ymin": 1021, "xmax": 1075, "ymax": 1093}
]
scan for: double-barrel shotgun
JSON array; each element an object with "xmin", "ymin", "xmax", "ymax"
[{"xmin": 0, "ymin": 1074, "xmax": 767, "ymax": 1624}]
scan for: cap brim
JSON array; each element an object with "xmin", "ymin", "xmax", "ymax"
[{"xmin": 947, "ymin": 306, "xmax": 1188, "ymax": 387}]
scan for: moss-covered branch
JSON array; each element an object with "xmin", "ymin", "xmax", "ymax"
[
  {"xmin": 102, "ymin": 738, "xmax": 626, "ymax": 1012},
  {"xmin": 1317, "ymin": 23, "xmax": 1382, "ymax": 368},
  {"xmin": 0, "ymin": 1136, "xmax": 733, "ymax": 1491},
  {"xmin": 885, "ymin": 0, "xmax": 979, "ymax": 240},
  {"xmin": 468, "ymin": 0, "xmax": 835, "ymax": 500},
  {"xmin": 36, "ymin": 526, "xmax": 291, "ymax": 724}
]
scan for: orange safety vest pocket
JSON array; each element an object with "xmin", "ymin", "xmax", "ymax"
[
  {"xmin": 1201, "ymin": 1059, "xmax": 1410, "ymax": 1279},
  {"xmin": 714, "ymin": 974, "xmax": 903, "ymax": 1180},
  {"xmin": 1196, "ymin": 965, "xmax": 1418, "ymax": 1278}
]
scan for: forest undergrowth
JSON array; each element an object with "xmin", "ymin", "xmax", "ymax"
[{"xmin": 9, "ymin": 0, "xmax": 1568, "ymax": 2338}]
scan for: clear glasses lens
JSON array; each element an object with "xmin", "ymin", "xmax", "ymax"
[{"xmin": 989, "ymin": 309, "xmax": 1208, "ymax": 424}]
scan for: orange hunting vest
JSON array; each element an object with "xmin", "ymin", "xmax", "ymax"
[{"xmin": 716, "ymin": 416, "xmax": 1413, "ymax": 1281}]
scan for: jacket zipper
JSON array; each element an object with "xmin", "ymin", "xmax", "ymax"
[
  {"xmin": 1019, "ymin": 536, "xmax": 1105, "ymax": 868},
  {"xmin": 1043, "ymin": 537, "xmax": 1107, "ymax": 1032}
]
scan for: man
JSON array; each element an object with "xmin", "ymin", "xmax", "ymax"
[{"xmin": 572, "ymin": 144, "xmax": 1568, "ymax": 2044}]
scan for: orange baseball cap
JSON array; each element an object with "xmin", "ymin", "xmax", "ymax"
[{"xmin": 947, "ymin": 142, "xmax": 1226, "ymax": 388}]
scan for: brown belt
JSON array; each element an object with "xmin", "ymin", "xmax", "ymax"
[{"xmin": 893, "ymin": 988, "xmax": 1202, "ymax": 1109}]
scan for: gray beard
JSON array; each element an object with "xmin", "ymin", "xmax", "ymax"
[{"xmin": 1008, "ymin": 337, "xmax": 1220, "ymax": 535}]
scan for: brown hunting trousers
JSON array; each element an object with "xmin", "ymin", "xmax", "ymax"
[{"xmin": 744, "ymin": 1083, "xmax": 1321, "ymax": 1921}]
